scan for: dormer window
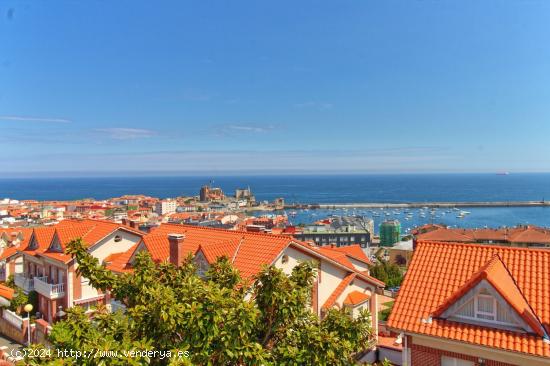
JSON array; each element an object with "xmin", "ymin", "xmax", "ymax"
[{"xmin": 475, "ymin": 293, "xmax": 496, "ymax": 321}]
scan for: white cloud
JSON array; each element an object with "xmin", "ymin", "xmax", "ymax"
[
  {"xmin": 213, "ymin": 123, "xmax": 276, "ymax": 136},
  {"xmin": 94, "ymin": 128, "xmax": 157, "ymax": 140},
  {"xmin": 0, "ymin": 115, "xmax": 72, "ymax": 123}
]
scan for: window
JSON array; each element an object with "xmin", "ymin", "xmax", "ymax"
[
  {"xmin": 475, "ymin": 294, "xmax": 496, "ymax": 321},
  {"xmin": 281, "ymin": 254, "xmax": 289, "ymax": 264},
  {"xmin": 114, "ymin": 235, "xmax": 122, "ymax": 242}
]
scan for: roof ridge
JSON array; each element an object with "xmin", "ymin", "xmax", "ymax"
[
  {"xmin": 417, "ymin": 240, "xmax": 550, "ymax": 254},
  {"xmin": 433, "ymin": 253, "xmax": 546, "ymax": 338},
  {"xmin": 231, "ymin": 236, "xmax": 245, "ymax": 264},
  {"xmin": 158, "ymin": 223, "xmax": 293, "ymax": 240}
]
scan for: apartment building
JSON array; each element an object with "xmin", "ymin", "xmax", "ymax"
[
  {"xmin": 155, "ymin": 200, "xmax": 177, "ymax": 215},
  {"xmin": 14, "ymin": 219, "xmax": 143, "ymax": 323}
]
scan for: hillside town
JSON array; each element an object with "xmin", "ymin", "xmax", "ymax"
[{"xmin": 0, "ymin": 187, "xmax": 549, "ymax": 365}]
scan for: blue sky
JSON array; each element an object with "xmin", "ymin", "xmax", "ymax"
[{"xmin": 1, "ymin": 1, "xmax": 550, "ymax": 176}]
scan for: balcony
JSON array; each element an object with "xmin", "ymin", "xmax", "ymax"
[
  {"xmin": 33, "ymin": 276, "xmax": 65, "ymax": 299},
  {"xmin": 14, "ymin": 273, "xmax": 34, "ymax": 293}
]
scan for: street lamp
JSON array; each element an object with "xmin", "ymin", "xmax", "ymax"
[
  {"xmin": 23, "ymin": 303, "xmax": 33, "ymax": 345},
  {"xmin": 56, "ymin": 306, "xmax": 66, "ymax": 320}
]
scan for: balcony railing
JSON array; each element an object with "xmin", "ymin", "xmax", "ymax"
[
  {"xmin": 14, "ymin": 273, "xmax": 34, "ymax": 293},
  {"xmin": 2, "ymin": 309, "xmax": 24, "ymax": 328},
  {"xmin": 0, "ymin": 270, "xmax": 5, "ymax": 282},
  {"xmin": 33, "ymin": 276, "xmax": 65, "ymax": 299}
]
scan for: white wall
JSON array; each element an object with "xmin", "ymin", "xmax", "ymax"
[
  {"xmin": 348, "ymin": 257, "xmax": 370, "ymax": 273},
  {"xmin": 89, "ymin": 229, "xmax": 141, "ymax": 262}
]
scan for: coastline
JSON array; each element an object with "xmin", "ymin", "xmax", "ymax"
[{"xmin": 296, "ymin": 201, "xmax": 550, "ymax": 209}]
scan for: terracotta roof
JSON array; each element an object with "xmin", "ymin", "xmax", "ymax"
[
  {"xmin": 322, "ymin": 273, "xmax": 356, "ymax": 309},
  {"xmin": 107, "ymin": 243, "xmax": 139, "ymax": 273},
  {"xmin": 315, "ymin": 247, "xmax": 356, "ymax": 271},
  {"xmin": 0, "ymin": 246, "xmax": 20, "ymax": 261},
  {"xmin": 377, "ymin": 335, "xmax": 403, "ymax": 351},
  {"xmin": 330, "ymin": 245, "xmax": 372, "ymax": 265},
  {"xmin": 388, "ymin": 241, "xmax": 550, "ymax": 358},
  {"xmin": 0, "ymin": 284, "xmax": 15, "ymax": 300},
  {"xmin": 343, "ymin": 290, "xmax": 371, "ymax": 306},
  {"xmin": 414, "ymin": 225, "xmax": 550, "ymax": 245},
  {"xmin": 433, "ymin": 255, "xmax": 545, "ymax": 337},
  {"xmin": 108, "ymin": 223, "xmax": 386, "ymax": 287},
  {"xmin": 0, "ymin": 227, "xmax": 33, "ymax": 247},
  {"xmin": 22, "ymin": 219, "xmax": 143, "ymax": 263}
]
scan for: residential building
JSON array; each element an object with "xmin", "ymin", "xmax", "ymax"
[
  {"xmin": 15, "ymin": 219, "xmax": 143, "ymax": 323},
  {"xmin": 106, "ymin": 223, "xmax": 383, "ymax": 336},
  {"xmin": 295, "ymin": 216, "xmax": 373, "ymax": 248},
  {"xmin": 388, "ymin": 241, "xmax": 550, "ymax": 366},
  {"xmin": 412, "ymin": 223, "xmax": 550, "ymax": 248},
  {"xmin": 155, "ymin": 200, "xmax": 177, "ymax": 215}
]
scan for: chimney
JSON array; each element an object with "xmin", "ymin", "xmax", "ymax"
[
  {"xmin": 169, "ymin": 233, "xmax": 185, "ymax": 266},
  {"xmin": 130, "ymin": 220, "xmax": 138, "ymax": 229},
  {"xmin": 122, "ymin": 218, "xmax": 129, "ymax": 226}
]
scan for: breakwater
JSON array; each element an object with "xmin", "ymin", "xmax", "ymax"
[{"xmin": 285, "ymin": 201, "xmax": 550, "ymax": 209}]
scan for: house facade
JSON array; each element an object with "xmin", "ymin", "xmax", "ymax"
[
  {"xmin": 14, "ymin": 220, "xmax": 143, "ymax": 323},
  {"xmin": 388, "ymin": 241, "xmax": 550, "ymax": 366},
  {"xmin": 106, "ymin": 223, "xmax": 384, "ymax": 332}
]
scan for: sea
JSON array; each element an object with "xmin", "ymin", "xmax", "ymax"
[{"xmin": 1, "ymin": 173, "xmax": 550, "ymax": 234}]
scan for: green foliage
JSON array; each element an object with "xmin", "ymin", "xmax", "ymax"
[
  {"xmin": 5, "ymin": 274, "xmax": 15, "ymax": 288},
  {"xmin": 9, "ymin": 290, "xmax": 28, "ymax": 314},
  {"xmin": 369, "ymin": 257, "xmax": 404, "ymax": 288},
  {"xmin": 23, "ymin": 238, "xmax": 376, "ymax": 365},
  {"xmin": 378, "ymin": 301, "xmax": 394, "ymax": 322}
]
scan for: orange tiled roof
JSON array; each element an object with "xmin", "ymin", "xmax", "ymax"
[
  {"xmin": 107, "ymin": 224, "xmax": 385, "ymax": 287},
  {"xmin": 22, "ymin": 219, "xmax": 143, "ymax": 263},
  {"xmin": 377, "ymin": 335, "xmax": 403, "ymax": 351},
  {"xmin": 414, "ymin": 225, "xmax": 550, "ymax": 245},
  {"xmin": 0, "ymin": 246, "xmax": 19, "ymax": 261},
  {"xmin": 330, "ymin": 245, "xmax": 372, "ymax": 265},
  {"xmin": 107, "ymin": 243, "xmax": 139, "ymax": 273},
  {"xmin": 388, "ymin": 241, "xmax": 550, "ymax": 358},
  {"xmin": 343, "ymin": 290, "xmax": 370, "ymax": 306},
  {"xmin": 322, "ymin": 273, "xmax": 356, "ymax": 309},
  {"xmin": 316, "ymin": 247, "xmax": 356, "ymax": 271},
  {"xmin": 0, "ymin": 284, "xmax": 15, "ymax": 300},
  {"xmin": 433, "ymin": 254, "xmax": 545, "ymax": 337}
]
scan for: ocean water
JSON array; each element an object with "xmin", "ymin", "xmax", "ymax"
[
  {"xmin": 1, "ymin": 173, "xmax": 550, "ymax": 202},
  {"xmin": 1, "ymin": 173, "xmax": 550, "ymax": 231}
]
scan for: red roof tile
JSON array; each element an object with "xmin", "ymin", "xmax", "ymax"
[
  {"xmin": 388, "ymin": 241, "xmax": 550, "ymax": 358},
  {"xmin": 322, "ymin": 273, "xmax": 356, "ymax": 309},
  {"xmin": 330, "ymin": 245, "xmax": 372, "ymax": 265},
  {"xmin": 343, "ymin": 290, "xmax": 371, "ymax": 306},
  {"xmin": 0, "ymin": 284, "xmax": 14, "ymax": 301}
]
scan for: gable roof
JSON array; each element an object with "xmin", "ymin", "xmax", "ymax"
[
  {"xmin": 388, "ymin": 241, "xmax": 550, "ymax": 359},
  {"xmin": 107, "ymin": 223, "xmax": 385, "ymax": 287},
  {"xmin": 322, "ymin": 273, "xmax": 356, "ymax": 310},
  {"xmin": 329, "ymin": 245, "xmax": 372, "ymax": 265},
  {"xmin": 343, "ymin": 290, "xmax": 371, "ymax": 306},
  {"xmin": 22, "ymin": 219, "xmax": 143, "ymax": 263},
  {"xmin": 433, "ymin": 255, "xmax": 545, "ymax": 337}
]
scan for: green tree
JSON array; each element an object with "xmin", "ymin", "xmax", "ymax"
[
  {"xmin": 369, "ymin": 256, "xmax": 404, "ymax": 288},
  {"xmin": 23, "ymin": 238, "xmax": 375, "ymax": 365}
]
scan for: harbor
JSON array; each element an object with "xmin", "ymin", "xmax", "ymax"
[{"xmin": 285, "ymin": 200, "xmax": 550, "ymax": 209}]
